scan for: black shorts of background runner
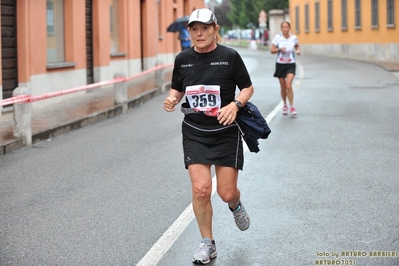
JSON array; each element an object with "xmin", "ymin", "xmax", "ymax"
[
  {"xmin": 273, "ymin": 62, "xmax": 296, "ymax": 78},
  {"xmin": 182, "ymin": 116, "xmax": 244, "ymax": 170}
]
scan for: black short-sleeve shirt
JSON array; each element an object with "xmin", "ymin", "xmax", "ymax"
[{"xmin": 171, "ymin": 44, "xmax": 252, "ymax": 125}]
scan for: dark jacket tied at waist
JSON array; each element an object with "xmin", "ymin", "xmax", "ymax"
[{"xmin": 236, "ymin": 102, "xmax": 271, "ymax": 153}]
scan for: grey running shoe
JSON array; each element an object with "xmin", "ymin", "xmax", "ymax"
[
  {"xmin": 230, "ymin": 201, "xmax": 250, "ymax": 231},
  {"xmin": 192, "ymin": 238, "xmax": 217, "ymax": 264}
]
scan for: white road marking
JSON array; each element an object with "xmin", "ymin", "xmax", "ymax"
[{"xmin": 136, "ymin": 60, "xmax": 304, "ymax": 266}]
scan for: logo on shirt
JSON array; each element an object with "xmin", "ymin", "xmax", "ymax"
[
  {"xmin": 210, "ymin": 61, "xmax": 229, "ymax": 66},
  {"xmin": 181, "ymin": 64, "xmax": 194, "ymax": 68}
]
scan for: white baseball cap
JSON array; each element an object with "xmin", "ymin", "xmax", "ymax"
[{"xmin": 188, "ymin": 8, "xmax": 217, "ymax": 26}]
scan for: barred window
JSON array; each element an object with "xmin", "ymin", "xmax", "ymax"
[
  {"xmin": 295, "ymin": 6, "xmax": 300, "ymax": 33},
  {"xmin": 328, "ymin": 0, "xmax": 333, "ymax": 31},
  {"xmin": 371, "ymin": 0, "xmax": 378, "ymax": 27},
  {"xmin": 46, "ymin": 0, "xmax": 64, "ymax": 63},
  {"xmin": 110, "ymin": 0, "xmax": 119, "ymax": 54},
  {"xmin": 355, "ymin": 0, "xmax": 361, "ymax": 28},
  {"xmin": 305, "ymin": 4, "xmax": 309, "ymax": 33},
  {"xmin": 387, "ymin": 0, "xmax": 395, "ymax": 26},
  {"xmin": 315, "ymin": 2, "xmax": 320, "ymax": 32},
  {"xmin": 341, "ymin": 0, "xmax": 347, "ymax": 29}
]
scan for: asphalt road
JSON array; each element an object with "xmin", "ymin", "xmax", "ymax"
[{"xmin": 1, "ymin": 47, "xmax": 398, "ymax": 266}]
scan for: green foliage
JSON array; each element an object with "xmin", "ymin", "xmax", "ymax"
[
  {"xmin": 214, "ymin": 0, "xmax": 232, "ymax": 30},
  {"xmin": 224, "ymin": 0, "xmax": 288, "ymax": 29}
]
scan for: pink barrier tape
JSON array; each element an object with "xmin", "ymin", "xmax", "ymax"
[
  {"xmin": 0, "ymin": 95, "xmax": 31, "ymax": 106},
  {"xmin": 0, "ymin": 63, "xmax": 173, "ymax": 106},
  {"xmin": 29, "ymin": 78, "xmax": 124, "ymax": 103},
  {"xmin": 125, "ymin": 63, "xmax": 173, "ymax": 82}
]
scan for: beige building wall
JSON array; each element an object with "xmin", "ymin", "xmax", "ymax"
[{"xmin": 289, "ymin": 0, "xmax": 399, "ymax": 62}]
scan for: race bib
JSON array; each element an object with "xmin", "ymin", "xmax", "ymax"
[
  {"xmin": 278, "ymin": 51, "xmax": 293, "ymax": 63},
  {"xmin": 186, "ymin": 85, "xmax": 221, "ymax": 117}
]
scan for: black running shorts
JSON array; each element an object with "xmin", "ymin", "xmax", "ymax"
[
  {"xmin": 182, "ymin": 119, "xmax": 244, "ymax": 170},
  {"xmin": 273, "ymin": 62, "xmax": 296, "ymax": 78}
]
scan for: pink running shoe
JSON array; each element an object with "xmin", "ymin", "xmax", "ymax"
[
  {"xmin": 290, "ymin": 107, "xmax": 297, "ymax": 116},
  {"xmin": 282, "ymin": 105, "xmax": 288, "ymax": 115}
]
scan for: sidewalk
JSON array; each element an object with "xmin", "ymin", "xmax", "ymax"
[
  {"xmin": 0, "ymin": 71, "xmax": 172, "ymax": 156},
  {"xmin": 0, "ymin": 59, "xmax": 398, "ymax": 156},
  {"xmin": 373, "ymin": 61, "xmax": 399, "ymax": 72}
]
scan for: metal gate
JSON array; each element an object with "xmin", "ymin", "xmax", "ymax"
[
  {"xmin": 86, "ymin": 0, "xmax": 93, "ymax": 84},
  {"xmin": 1, "ymin": 0, "xmax": 18, "ymax": 102}
]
